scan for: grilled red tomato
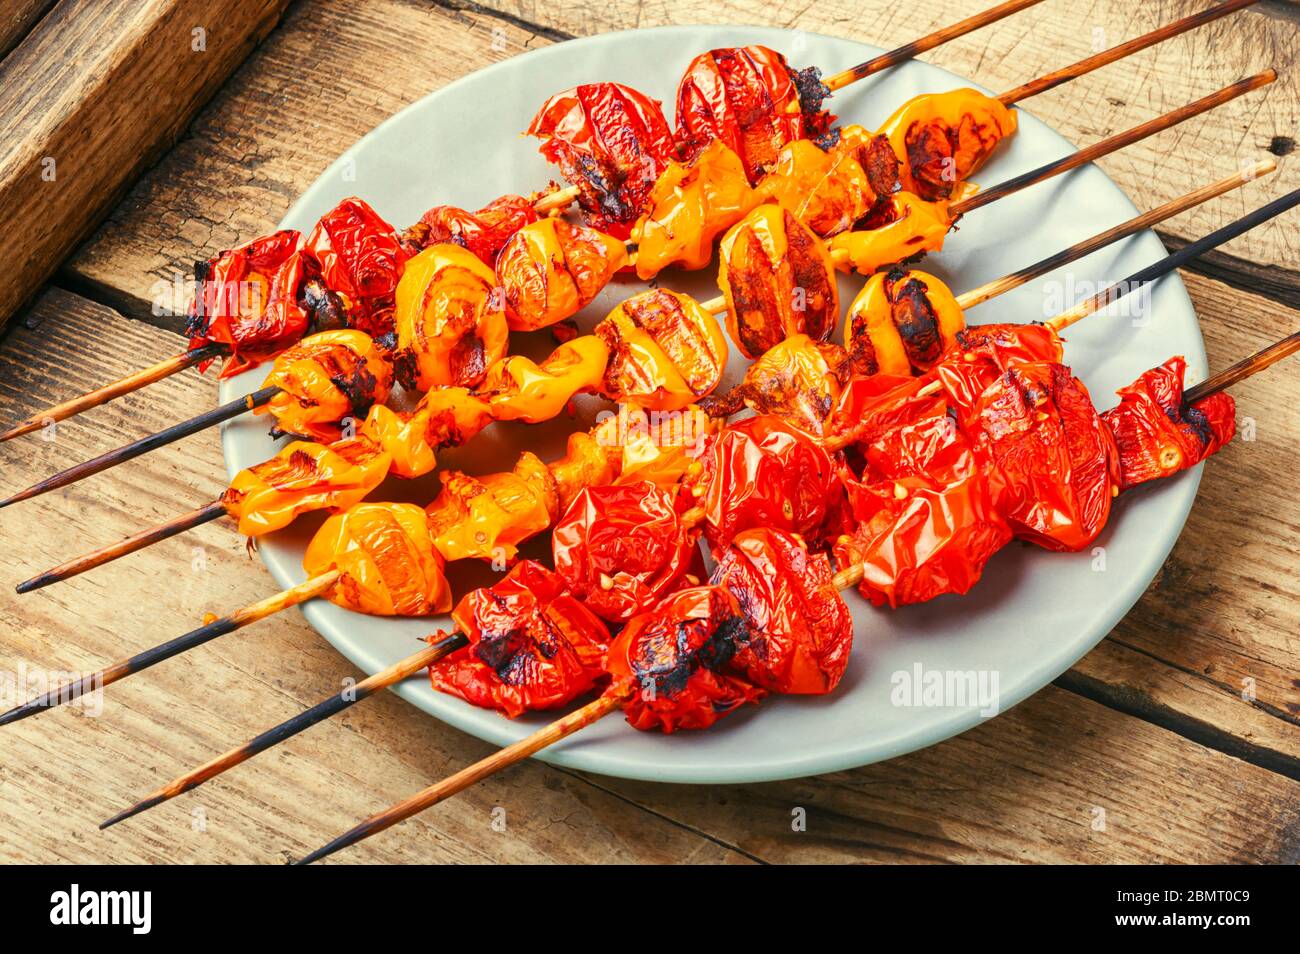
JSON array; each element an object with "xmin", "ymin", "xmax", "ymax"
[
  {"xmin": 834, "ymin": 397, "xmax": 1012, "ymax": 608},
  {"xmin": 185, "ymin": 229, "xmax": 312, "ymax": 378},
  {"xmin": 695, "ymin": 414, "xmax": 842, "ymax": 553},
  {"xmin": 411, "ymin": 194, "xmax": 538, "ymax": 265},
  {"xmin": 605, "ymin": 585, "xmax": 764, "ymax": 733},
  {"xmin": 428, "ymin": 561, "xmax": 610, "ymax": 718},
  {"xmin": 305, "ymin": 197, "xmax": 410, "ymax": 338},
  {"xmin": 675, "ymin": 45, "xmax": 833, "ymax": 183},
  {"xmin": 947, "ymin": 360, "xmax": 1120, "ymax": 552},
  {"xmin": 711, "ymin": 528, "xmax": 853, "ymax": 695},
  {"xmin": 527, "ymin": 83, "xmax": 678, "ymax": 238},
  {"xmin": 1100, "ymin": 356, "xmax": 1236, "ymax": 490},
  {"xmin": 552, "ymin": 482, "xmax": 704, "ymax": 623}
]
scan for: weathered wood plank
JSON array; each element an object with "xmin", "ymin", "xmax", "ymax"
[
  {"xmin": 0, "ymin": 0, "xmax": 291, "ymax": 331},
  {"xmin": 578, "ymin": 684, "xmax": 1300, "ymax": 864},
  {"xmin": 0, "ymin": 289, "xmax": 747, "ymax": 864},
  {"xmin": 63, "ymin": 0, "xmax": 1299, "ymax": 325},
  {"xmin": 0, "ymin": 0, "xmax": 56, "ymax": 61},
  {"xmin": 1065, "ymin": 271, "xmax": 1300, "ymax": 764}
]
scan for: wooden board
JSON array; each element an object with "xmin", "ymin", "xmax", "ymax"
[
  {"xmin": 62, "ymin": 0, "xmax": 1300, "ymax": 325},
  {"xmin": 0, "ymin": 0, "xmax": 290, "ymax": 332},
  {"xmin": 1, "ymin": 0, "xmax": 1298, "ymax": 864}
]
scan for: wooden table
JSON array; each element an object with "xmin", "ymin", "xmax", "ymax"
[{"xmin": 1, "ymin": 0, "xmax": 1297, "ymax": 864}]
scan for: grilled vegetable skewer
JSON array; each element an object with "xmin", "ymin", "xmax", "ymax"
[
  {"xmin": 2, "ymin": 2, "xmax": 1251, "ymax": 445},
  {"xmin": 93, "ymin": 188, "xmax": 1300, "ymax": 830},
  {"xmin": 292, "ymin": 200, "xmax": 1300, "ymax": 868},
  {"xmin": 4, "ymin": 82, "xmax": 1273, "ymax": 517}
]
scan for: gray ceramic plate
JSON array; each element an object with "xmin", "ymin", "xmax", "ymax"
[{"xmin": 219, "ymin": 25, "xmax": 1208, "ymax": 783}]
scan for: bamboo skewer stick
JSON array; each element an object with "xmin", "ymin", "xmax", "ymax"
[
  {"xmin": 1184, "ymin": 331, "xmax": 1300, "ymax": 404},
  {"xmin": 0, "ymin": 570, "xmax": 341, "ymax": 727},
  {"xmin": 995, "ymin": 0, "xmax": 1260, "ymax": 105},
  {"xmin": 820, "ymin": 0, "xmax": 1048, "ymax": 92},
  {"xmin": 15, "ymin": 502, "xmax": 227, "ymax": 594},
  {"xmin": 0, "ymin": 344, "xmax": 223, "ymax": 443},
  {"xmin": 1047, "ymin": 188, "xmax": 1300, "ymax": 332},
  {"xmin": 0, "ymin": 386, "xmax": 279, "ymax": 510},
  {"xmin": 104, "ymin": 507, "xmax": 712, "ymax": 827},
  {"xmin": 9, "ymin": 152, "xmax": 1271, "ymax": 512},
  {"xmin": 100, "ymin": 632, "xmax": 469, "ymax": 829},
  {"xmin": 955, "ymin": 159, "xmax": 1276, "ymax": 308},
  {"xmin": 293, "ymin": 689, "xmax": 630, "ymax": 865},
  {"xmin": 951, "ymin": 70, "xmax": 1277, "ymax": 217}
]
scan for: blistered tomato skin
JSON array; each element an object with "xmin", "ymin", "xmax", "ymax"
[
  {"xmin": 718, "ymin": 203, "xmax": 839, "ymax": 359},
  {"xmin": 221, "ymin": 437, "xmax": 392, "ymax": 537},
  {"xmin": 428, "ymin": 561, "xmax": 610, "ymax": 719},
  {"xmin": 827, "ymin": 191, "xmax": 959, "ymax": 277},
  {"xmin": 605, "ymin": 585, "xmax": 764, "ymax": 734},
  {"xmin": 596, "ymin": 289, "xmax": 729, "ymax": 411},
  {"xmin": 527, "ymin": 83, "xmax": 678, "ymax": 239},
  {"xmin": 305, "ymin": 197, "xmax": 410, "ymax": 338},
  {"xmin": 1100, "ymin": 356, "xmax": 1236, "ymax": 490},
  {"xmin": 675, "ymin": 46, "xmax": 833, "ymax": 184},
  {"xmin": 631, "ymin": 140, "xmax": 759, "ymax": 278},
  {"xmin": 711, "ymin": 528, "xmax": 853, "ymax": 695},
  {"xmin": 411, "ymin": 194, "xmax": 537, "ymax": 265},
  {"xmin": 696, "ymin": 415, "xmax": 841, "ymax": 553},
  {"xmin": 185, "ymin": 229, "xmax": 312, "ymax": 379},
  {"xmin": 391, "ymin": 244, "xmax": 509, "ymax": 391},
  {"xmin": 496, "ymin": 218, "xmax": 627, "ymax": 331},
  {"xmin": 877, "ymin": 89, "xmax": 1018, "ymax": 200},
  {"xmin": 259, "ymin": 330, "xmax": 393, "ymax": 443},
  {"xmin": 844, "ymin": 268, "xmax": 966, "ymax": 376},
  {"xmin": 552, "ymin": 481, "xmax": 702, "ymax": 623}
]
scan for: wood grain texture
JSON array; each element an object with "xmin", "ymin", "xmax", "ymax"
[
  {"xmin": 0, "ymin": 0, "xmax": 290, "ymax": 331},
  {"xmin": 0, "ymin": 0, "xmax": 56, "ymax": 61}
]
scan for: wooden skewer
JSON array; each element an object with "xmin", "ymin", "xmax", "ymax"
[
  {"xmin": 1184, "ymin": 331, "xmax": 1300, "ymax": 404},
  {"xmin": 1047, "ymin": 187, "xmax": 1300, "ymax": 332},
  {"xmin": 793, "ymin": 0, "xmax": 1257, "ymax": 110},
  {"xmin": 103, "ymin": 506, "xmax": 709, "ymax": 825},
  {"xmin": 0, "ymin": 343, "xmax": 223, "ymax": 443},
  {"xmin": 820, "ymin": 0, "xmax": 1048, "ymax": 92},
  {"xmin": 16, "ymin": 158, "xmax": 1273, "ymax": 511},
  {"xmin": 100, "ymin": 631, "xmax": 468, "ymax": 829},
  {"xmin": 955, "ymin": 159, "xmax": 1276, "ymax": 308},
  {"xmin": 13, "ymin": 75, "xmax": 1277, "ymax": 589},
  {"xmin": 15, "ymin": 502, "xmax": 226, "ymax": 594},
  {"xmin": 996, "ymin": 0, "xmax": 1260, "ymax": 105},
  {"xmin": 951, "ymin": 70, "xmax": 1277, "ymax": 217},
  {"xmin": 0, "ymin": 386, "xmax": 280, "ymax": 510},
  {"xmin": 0, "ymin": 570, "xmax": 340, "ymax": 727},
  {"xmin": 293, "ymin": 688, "xmax": 630, "ymax": 865},
  {"xmin": 294, "ymin": 322, "xmax": 1300, "ymax": 865},
  {"xmin": 3, "ymin": 188, "xmax": 584, "ymax": 445}
]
